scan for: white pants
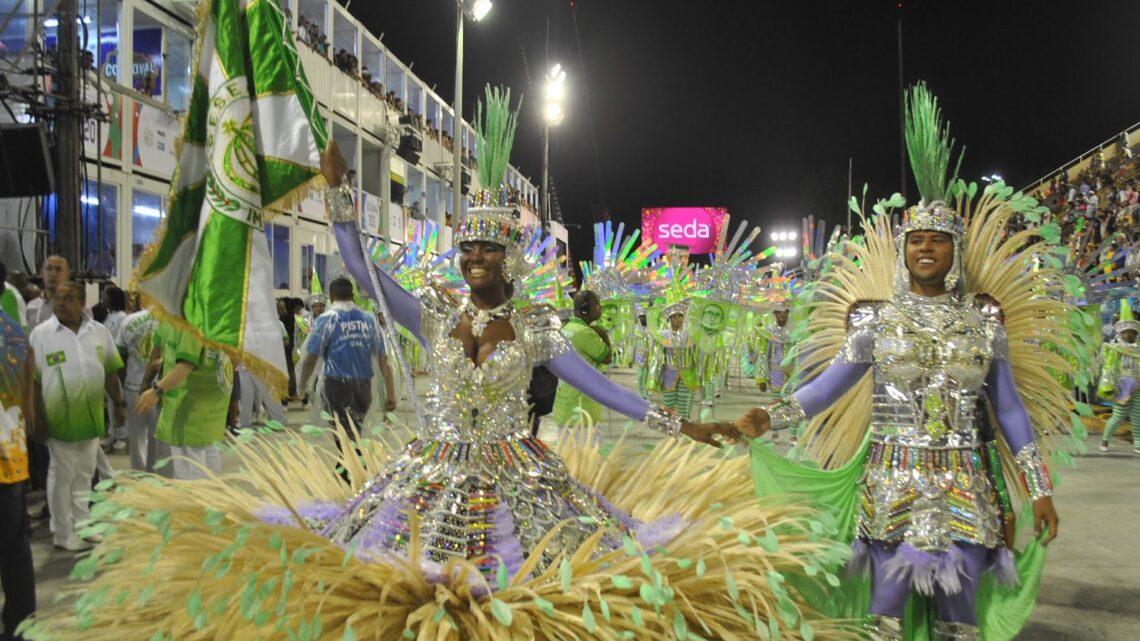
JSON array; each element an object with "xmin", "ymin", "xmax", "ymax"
[
  {"xmin": 104, "ymin": 396, "xmax": 127, "ymax": 440},
  {"xmin": 125, "ymin": 389, "xmax": 166, "ymax": 473},
  {"xmin": 46, "ymin": 438, "xmax": 99, "ymax": 546},
  {"xmin": 238, "ymin": 370, "xmax": 288, "ymax": 427},
  {"xmin": 170, "ymin": 444, "xmax": 221, "ymax": 480}
]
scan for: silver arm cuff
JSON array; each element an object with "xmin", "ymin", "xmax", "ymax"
[
  {"xmin": 325, "ymin": 184, "xmax": 355, "ymax": 222},
  {"xmin": 1014, "ymin": 442, "xmax": 1053, "ymax": 500},
  {"xmin": 767, "ymin": 396, "xmax": 805, "ymax": 432},
  {"xmin": 644, "ymin": 403, "xmax": 682, "ymax": 438}
]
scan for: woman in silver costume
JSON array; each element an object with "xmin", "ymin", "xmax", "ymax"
[
  {"xmin": 732, "ymin": 200, "xmax": 1062, "ymax": 641},
  {"xmin": 312, "ymin": 142, "xmax": 736, "ymax": 575}
]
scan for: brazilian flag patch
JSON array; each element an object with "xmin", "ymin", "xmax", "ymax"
[{"xmin": 46, "ymin": 351, "xmax": 66, "ymax": 366}]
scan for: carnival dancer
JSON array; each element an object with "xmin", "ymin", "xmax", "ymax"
[
  {"xmin": 1097, "ymin": 300, "xmax": 1140, "ymax": 453},
  {"xmin": 551, "ymin": 290, "xmax": 611, "ymax": 426},
  {"xmin": 650, "ymin": 301, "xmax": 698, "ymax": 419},
  {"xmin": 27, "ymin": 81, "xmax": 857, "ymax": 641},
  {"xmin": 731, "ymin": 85, "xmax": 1072, "ymax": 640},
  {"xmin": 632, "ymin": 306, "xmax": 652, "ymax": 397}
]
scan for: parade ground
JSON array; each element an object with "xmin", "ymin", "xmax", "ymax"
[{"xmin": 17, "ymin": 369, "xmax": 1140, "ymax": 640}]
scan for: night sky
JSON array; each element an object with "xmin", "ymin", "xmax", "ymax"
[{"xmin": 348, "ymin": 0, "xmax": 1140, "ymax": 261}]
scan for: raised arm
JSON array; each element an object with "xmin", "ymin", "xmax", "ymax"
[{"xmin": 322, "ymin": 141, "xmax": 425, "ymax": 345}]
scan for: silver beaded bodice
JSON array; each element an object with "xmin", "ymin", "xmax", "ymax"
[
  {"xmin": 420, "ymin": 291, "xmax": 568, "ymax": 442},
  {"xmin": 837, "ymin": 293, "xmax": 1003, "ymax": 449}
]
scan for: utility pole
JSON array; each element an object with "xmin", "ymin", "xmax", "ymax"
[
  {"xmin": 896, "ymin": 3, "xmax": 907, "ymax": 202},
  {"xmin": 54, "ymin": 0, "xmax": 82, "ymax": 268}
]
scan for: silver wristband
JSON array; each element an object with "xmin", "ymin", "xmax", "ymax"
[
  {"xmin": 767, "ymin": 396, "xmax": 805, "ymax": 431},
  {"xmin": 644, "ymin": 403, "xmax": 682, "ymax": 438},
  {"xmin": 1014, "ymin": 442, "xmax": 1053, "ymax": 501},
  {"xmin": 324, "ymin": 183, "xmax": 355, "ymax": 222}
]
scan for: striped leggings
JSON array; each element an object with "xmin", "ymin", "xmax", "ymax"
[
  {"xmin": 702, "ymin": 375, "xmax": 723, "ymax": 404},
  {"xmin": 662, "ymin": 387, "xmax": 695, "ymax": 420},
  {"xmin": 1102, "ymin": 396, "xmax": 1140, "ymax": 446},
  {"xmin": 636, "ymin": 366, "xmax": 650, "ymax": 398}
]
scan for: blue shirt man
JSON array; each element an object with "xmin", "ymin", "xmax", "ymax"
[{"xmin": 299, "ymin": 277, "xmax": 395, "ymax": 437}]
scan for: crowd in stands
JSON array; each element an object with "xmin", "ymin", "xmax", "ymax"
[
  {"xmin": 1031, "ymin": 137, "xmax": 1140, "ymax": 281},
  {"xmin": 290, "ymin": 10, "xmax": 480, "ymax": 172}
]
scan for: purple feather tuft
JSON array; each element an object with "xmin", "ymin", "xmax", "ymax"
[
  {"xmin": 846, "ymin": 538, "xmax": 871, "ymax": 578},
  {"xmin": 990, "ymin": 546, "xmax": 1020, "ymax": 588},
  {"xmin": 883, "ymin": 542, "xmax": 966, "ymax": 595}
]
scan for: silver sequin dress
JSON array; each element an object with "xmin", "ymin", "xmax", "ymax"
[{"xmin": 309, "ymin": 294, "xmax": 682, "ymax": 576}]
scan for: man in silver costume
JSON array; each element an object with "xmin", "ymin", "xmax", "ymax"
[{"xmin": 732, "ymin": 201, "xmax": 1061, "ymax": 641}]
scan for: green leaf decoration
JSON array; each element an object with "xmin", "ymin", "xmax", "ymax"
[
  {"xmin": 187, "ymin": 590, "xmax": 202, "ymax": 618},
  {"xmin": 300, "ymin": 424, "xmax": 323, "ymax": 435},
  {"xmin": 631, "ymin": 606, "xmax": 644, "ymax": 627},
  {"xmin": 599, "ymin": 596, "xmax": 611, "ymax": 622},
  {"xmin": 582, "ymin": 603, "xmax": 597, "ymax": 633},
  {"xmin": 622, "ymin": 535, "xmax": 638, "ymax": 556},
  {"xmin": 1074, "ymin": 402, "xmax": 1092, "ymax": 417},
  {"xmin": 725, "ymin": 574, "xmax": 740, "ymax": 601},
  {"xmin": 496, "ymin": 559, "xmax": 509, "ymax": 591},
  {"xmin": 611, "ymin": 574, "xmax": 634, "ymax": 590},
  {"xmin": 491, "ymin": 599, "xmax": 513, "ymax": 626},
  {"xmin": 204, "ymin": 509, "xmax": 226, "ymax": 526},
  {"xmin": 560, "ymin": 557, "xmax": 572, "ymax": 594},
  {"xmin": 848, "ymin": 196, "xmax": 861, "ymax": 215},
  {"xmin": 639, "ymin": 583, "xmax": 658, "ymax": 604},
  {"xmin": 675, "ymin": 558, "xmax": 693, "ymax": 569},
  {"xmin": 719, "ymin": 516, "xmax": 734, "ymax": 530},
  {"xmin": 403, "ymin": 628, "xmax": 415, "ymax": 639},
  {"xmin": 432, "ymin": 607, "xmax": 447, "ymax": 623},
  {"xmin": 696, "ymin": 558, "xmax": 706, "ymax": 577},
  {"xmin": 673, "ymin": 611, "xmax": 689, "ymax": 640},
  {"xmin": 759, "ymin": 530, "xmax": 780, "ymax": 553},
  {"xmin": 264, "ymin": 420, "xmax": 285, "ymax": 431},
  {"xmin": 824, "ymin": 572, "xmax": 841, "ymax": 587},
  {"xmin": 534, "ymin": 596, "xmax": 555, "ymax": 617}
]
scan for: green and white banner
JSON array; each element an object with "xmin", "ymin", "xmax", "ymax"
[{"xmin": 135, "ymin": 0, "xmax": 327, "ymax": 394}]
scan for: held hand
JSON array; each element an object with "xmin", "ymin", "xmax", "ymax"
[
  {"xmin": 385, "ymin": 397, "xmax": 398, "ymax": 412},
  {"xmin": 734, "ymin": 407, "xmax": 771, "ymax": 439},
  {"xmin": 320, "ymin": 140, "xmax": 348, "ymax": 187},
  {"xmin": 135, "ymin": 389, "xmax": 159, "ymax": 415},
  {"xmin": 757, "ymin": 382, "xmax": 768, "ymax": 393},
  {"xmin": 1002, "ymin": 514, "xmax": 1017, "ymax": 549},
  {"xmin": 679, "ymin": 420, "xmax": 738, "ymax": 448},
  {"xmin": 1032, "ymin": 496, "xmax": 1059, "ymax": 545},
  {"xmin": 114, "ymin": 406, "xmax": 127, "ymax": 427}
]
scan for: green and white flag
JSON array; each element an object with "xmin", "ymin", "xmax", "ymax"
[{"xmin": 135, "ymin": 0, "xmax": 327, "ymax": 394}]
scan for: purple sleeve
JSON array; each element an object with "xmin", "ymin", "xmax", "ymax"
[
  {"xmin": 546, "ymin": 350, "xmax": 650, "ymax": 421},
  {"xmin": 332, "ymin": 221, "xmax": 425, "ymax": 345},
  {"xmin": 985, "ymin": 359, "xmax": 1035, "ymax": 453},
  {"xmin": 792, "ymin": 361, "xmax": 871, "ymax": 417}
]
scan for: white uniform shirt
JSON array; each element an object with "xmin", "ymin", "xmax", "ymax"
[{"xmin": 28, "ymin": 316, "xmax": 122, "ymax": 442}]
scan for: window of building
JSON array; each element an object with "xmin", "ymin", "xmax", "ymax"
[
  {"xmin": 266, "ymin": 223, "xmax": 290, "ymax": 289},
  {"xmin": 81, "ymin": 180, "xmax": 118, "ymax": 278},
  {"xmin": 43, "ymin": 0, "xmax": 121, "ymax": 80},
  {"xmin": 166, "ymin": 28, "xmax": 192, "ymax": 110},
  {"xmin": 131, "ymin": 190, "xmax": 165, "ymax": 266}
]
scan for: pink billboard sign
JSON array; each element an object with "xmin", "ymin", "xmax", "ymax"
[{"xmin": 641, "ymin": 207, "xmax": 728, "ymax": 254}]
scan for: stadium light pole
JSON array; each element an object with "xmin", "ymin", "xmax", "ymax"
[
  {"xmin": 453, "ymin": 0, "xmax": 492, "ymax": 231},
  {"xmin": 541, "ymin": 63, "xmax": 566, "ymax": 230}
]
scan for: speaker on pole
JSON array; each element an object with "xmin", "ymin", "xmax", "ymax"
[{"xmin": 0, "ymin": 123, "xmax": 55, "ymax": 197}]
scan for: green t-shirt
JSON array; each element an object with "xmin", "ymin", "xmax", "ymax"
[{"xmin": 154, "ymin": 323, "xmax": 233, "ymax": 447}]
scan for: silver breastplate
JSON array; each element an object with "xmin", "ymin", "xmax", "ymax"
[{"xmin": 870, "ymin": 298, "xmax": 995, "ymax": 448}]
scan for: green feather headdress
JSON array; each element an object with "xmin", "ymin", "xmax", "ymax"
[
  {"xmin": 473, "ymin": 85, "xmax": 522, "ymax": 206},
  {"xmin": 904, "ymin": 81, "xmax": 965, "ymax": 204}
]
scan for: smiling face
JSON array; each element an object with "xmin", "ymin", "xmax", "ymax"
[
  {"xmin": 905, "ymin": 230, "xmax": 954, "ymax": 290},
  {"xmin": 459, "ymin": 241, "xmax": 508, "ymax": 293},
  {"xmin": 669, "ymin": 312, "xmax": 685, "ymax": 331}
]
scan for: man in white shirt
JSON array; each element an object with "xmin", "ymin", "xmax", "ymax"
[{"xmin": 28, "ymin": 281, "xmax": 125, "ymax": 551}]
